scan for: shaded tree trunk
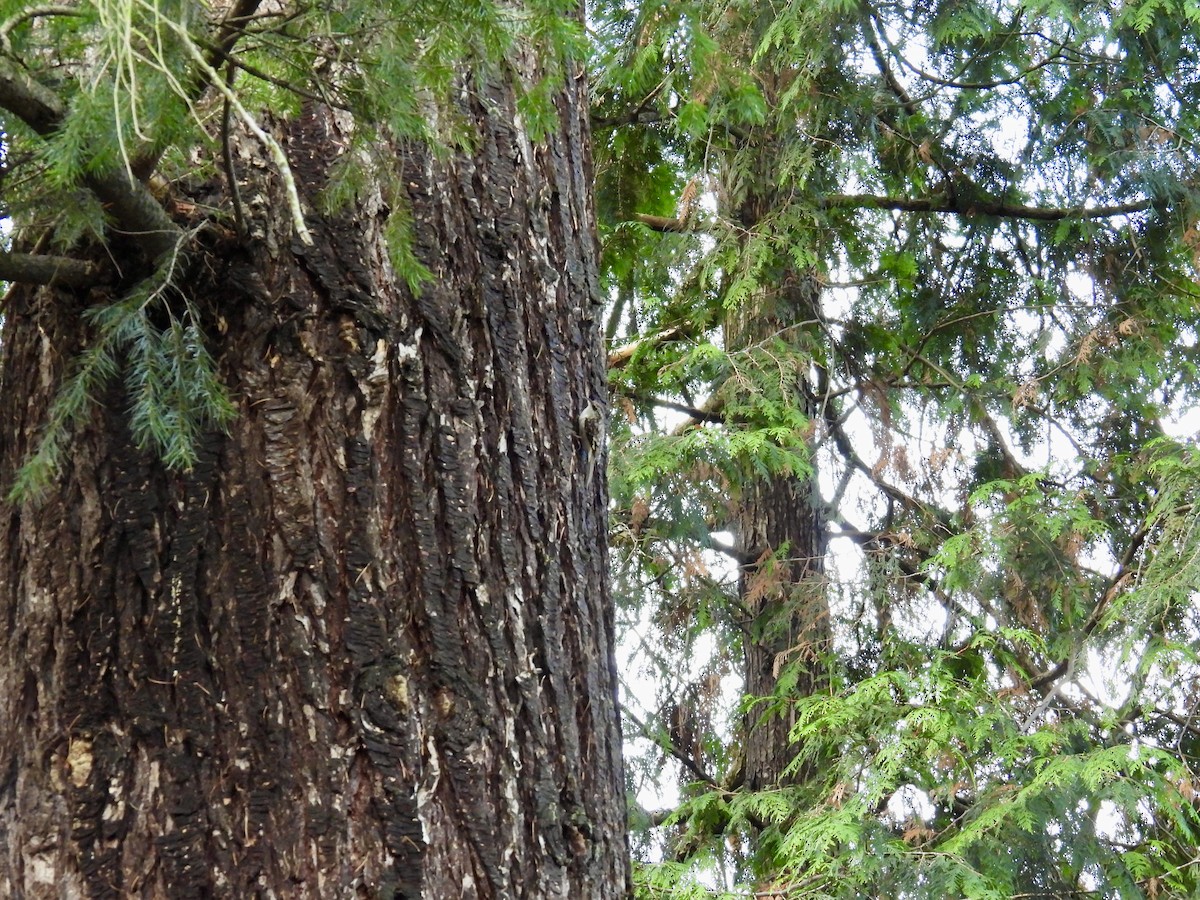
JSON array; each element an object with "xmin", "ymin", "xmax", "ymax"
[{"xmin": 0, "ymin": 64, "xmax": 628, "ymax": 900}]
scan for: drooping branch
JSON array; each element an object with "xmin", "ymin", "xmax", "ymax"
[
  {"xmin": 0, "ymin": 250, "xmax": 102, "ymax": 287},
  {"xmin": 868, "ymin": 0, "xmax": 1075, "ymax": 94}
]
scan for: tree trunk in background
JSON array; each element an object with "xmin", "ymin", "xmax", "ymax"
[
  {"xmin": 736, "ymin": 458, "xmax": 828, "ymax": 791},
  {"xmin": 0, "ymin": 67, "xmax": 629, "ymax": 899},
  {"xmin": 727, "ymin": 194, "xmax": 830, "ymax": 792}
]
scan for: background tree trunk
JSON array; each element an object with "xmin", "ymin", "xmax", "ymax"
[
  {"xmin": 0, "ymin": 68, "xmax": 629, "ymax": 899},
  {"xmin": 727, "ymin": 186, "xmax": 830, "ymax": 792}
]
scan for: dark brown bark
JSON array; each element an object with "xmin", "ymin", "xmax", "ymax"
[{"xmin": 0, "ymin": 64, "xmax": 628, "ymax": 900}]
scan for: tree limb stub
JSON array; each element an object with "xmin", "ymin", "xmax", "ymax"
[
  {"xmin": 0, "ymin": 250, "xmax": 102, "ymax": 287},
  {"xmin": 0, "ymin": 56, "xmax": 184, "ymax": 262}
]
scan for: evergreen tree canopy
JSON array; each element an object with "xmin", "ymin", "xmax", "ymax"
[{"xmin": 592, "ymin": 0, "xmax": 1200, "ymax": 896}]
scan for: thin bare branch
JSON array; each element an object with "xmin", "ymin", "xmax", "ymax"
[{"xmin": 619, "ymin": 702, "xmax": 722, "ymax": 791}]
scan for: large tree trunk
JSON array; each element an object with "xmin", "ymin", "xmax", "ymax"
[{"xmin": 0, "ymin": 63, "xmax": 628, "ymax": 900}]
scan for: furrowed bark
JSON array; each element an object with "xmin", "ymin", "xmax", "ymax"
[
  {"xmin": 0, "ymin": 52, "xmax": 628, "ymax": 900},
  {"xmin": 728, "ymin": 272, "xmax": 830, "ymax": 790}
]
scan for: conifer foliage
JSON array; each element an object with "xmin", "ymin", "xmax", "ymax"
[
  {"xmin": 5, "ymin": 0, "xmax": 1200, "ymax": 894},
  {"xmin": 593, "ymin": 0, "xmax": 1200, "ymax": 896}
]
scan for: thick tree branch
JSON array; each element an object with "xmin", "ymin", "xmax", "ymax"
[
  {"xmin": 209, "ymin": 0, "xmax": 263, "ymax": 71},
  {"xmin": 634, "ymin": 193, "xmax": 1158, "ymax": 238},
  {"xmin": 0, "ymin": 250, "xmax": 102, "ymax": 287},
  {"xmin": 0, "ymin": 54, "xmax": 61, "ymax": 134},
  {"xmin": 668, "ymin": 394, "xmax": 724, "ymax": 435},
  {"xmin": 86, "ymin": 169, "xmax": 188, "ymax": 259},
  {"xmin": 634, "ymin": 212, "xmax": 693, "ymax": 233},
  {"xmin": 0, "ymin": 56, "xmax": 185, "ymax": 261},
  {"xmin": 652, "ymin": 396, "xmax": 725, "ymax": 425},
  {"xmin": 591, "ymin": 81, "xmax": 665, "ymax": 131}
]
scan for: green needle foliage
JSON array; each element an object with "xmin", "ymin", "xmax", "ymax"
[{"xmin": 594, "ymin": 0, "xmax": 1200, "ymax": 896}]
